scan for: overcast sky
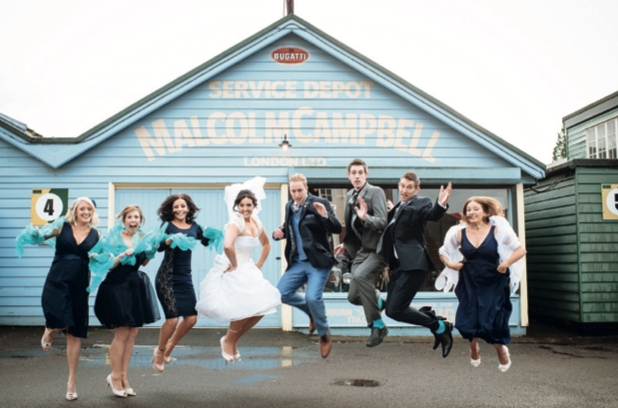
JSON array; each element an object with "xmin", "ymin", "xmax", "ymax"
[{"xmin": 1, "ymin": 0, "xmax": 617, "ymax": 164}]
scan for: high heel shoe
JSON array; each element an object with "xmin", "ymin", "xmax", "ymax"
[
  {"xmin": 41, "ymin": 329, "xmax": 52, "ymax": 352},
  {"xmin": 220, "ymin": 336, "xmax": 234, "ymax": 363},
  {"xmin": 65, "ymin": 392, "xmax": 78, "ymax": 401},
  {"xmin": 124, "ymin": 388, "xmax": 136, "ymax": 396},
  {"xmin": 107, "ymin": 374, "xmax": 127, "ymax": 398},
  {"xmin": 498, "ymin": 346, "xmax": 511, "ymax": 372},
  {"xmin": 470, "ymin": 344, "xmax": 481, "ymax": 367},
  {"xmin": 164, "ymin": 354, "xmax": 172, "ymax": 364},
  {"xmin": 234, "ymin": 349, "xmax": 242, "ymax": 362},
  {"xmin": 151, "ymin": 348, "xmax": 164, "ymax": 372}
]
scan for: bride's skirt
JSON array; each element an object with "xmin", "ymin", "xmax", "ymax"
[{"xmin": 196, "ymin": 254, "xmax": 281, "ymax": 322}]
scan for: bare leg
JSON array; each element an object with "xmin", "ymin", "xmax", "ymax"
[
  {"xmin": 163, "ymin": 315, "xmax": 196, "ymax": 359},
  {"xmin": 156, "ymin": 317, "xmax": 178, "ymax": 366},
  {"xmin": 225, "ymin": 315, "xmax": 263, "ymax": 356},
  {"xmin": 65, "ymin": 334, "xmax": 81, "ymax": 399},
  {"xmin": 470, "ymin": 337, "xmax": 480, "ymax": 360},
  {"xmin": 41, "ymin": 326, "xmax": 67, "ymax": 351},
  {"xmin": 494, "ymin": 343, "xmax": 509, "ymax": 365},
  {"xmin": 109, "ymin": 327, "xmax": 130, "ymax": 391},
  {"xmin": 120, "ymin": 327, "xmax": 139, "ymax": 390}
]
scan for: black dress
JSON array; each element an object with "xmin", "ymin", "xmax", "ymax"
[
  {"xmin": 454, "ymin": 226, "xmax": 512, "ymax": 344},
  {"xmin": 41, "ymin": 223, "xmax": 98, "ymax": 338},
  {"xmin": 94, "ymin": 252, "xmax": 161, "ymax": 329},
  {"xmin": 156, "ymin": 222, "xmax": 202, "ymax": 319}
]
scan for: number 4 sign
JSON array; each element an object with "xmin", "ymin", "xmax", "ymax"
[{"xmin": 31, "ymin": 189, "xmax": 69, "ymax": 226}]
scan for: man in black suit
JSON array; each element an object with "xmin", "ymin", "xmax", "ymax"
[
  {"xmin": 380, "ymin": 171, "xmax": 454, "ymax": 357},
  {"xmin": 274, "ymin": 173, "xmax": 342, "ymax": 358}
]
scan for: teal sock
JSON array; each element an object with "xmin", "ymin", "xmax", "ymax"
[
  {"xmin": 435, "ymin": 320, "xmax": 445, "ymax": 334},
  {"xmin": 373, "ymin": 318, "xmax": 385, "ymax": 329}
]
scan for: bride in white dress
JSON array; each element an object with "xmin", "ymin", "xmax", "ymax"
[{"xmin": 195, "ymin": 177, "xmax": 281, "ymax": 362}]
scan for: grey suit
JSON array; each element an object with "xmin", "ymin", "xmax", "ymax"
[{"xmin": 343, "ymin": 182, "xmax": 388, "ymax": 326}]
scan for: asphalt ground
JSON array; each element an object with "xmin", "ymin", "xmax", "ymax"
[{"xmin": 1, "ymin": 322, "xmax": 617, "ymax": 408}]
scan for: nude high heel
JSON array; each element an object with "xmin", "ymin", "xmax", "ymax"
[
  {"xmin": 41, "ymin": 329, "xmax": 53, "ymax": 351},
  {"xmin": 220, "ymin": 336, "xmax": 234, "ymax": 363},
  {"xmin": 151, "ymin": 348, "xmax": 165, "ymax": 372},
  {"xmin": 470, "ymin": 343, "xmax": 481, "ymax": 367},
  {"xmin": 107, "ymin": 374, "xmax": 127, "ymax": 398},
  {"xmin": 498, "ymin": 346, "xmax": 511, "ymax": 372}
]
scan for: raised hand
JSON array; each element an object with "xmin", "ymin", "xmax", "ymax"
[
  {"xmin": 386, "ymin": 199, "xmax": 394, "ymax": 211},
  {"xmin": 313, "ymin": 202, "xmax": 328, "ymax": 218},
  {"xmin": 354, "ymin": 196, "xmax": 368, "ymax": 221},
  {"xmin": 438, "ymin": 182, "xmax": 453, "ymax": 206}
]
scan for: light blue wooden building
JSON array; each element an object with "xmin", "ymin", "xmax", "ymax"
[{"xmin": 0, "ymin": 15, "xmax": 544, "ymax": 335}]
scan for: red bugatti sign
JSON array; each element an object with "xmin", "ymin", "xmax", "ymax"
[{"xmin": 271, "ymin": 47, "xmax": 309, "ymax": 64}]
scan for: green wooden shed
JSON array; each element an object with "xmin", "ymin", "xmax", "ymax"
[{"xmin": 525, "ymin": 90, "xmax": 618, "ymax": 335}]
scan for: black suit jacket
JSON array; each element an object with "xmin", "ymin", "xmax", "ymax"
[
  {"xmin": 379, "ymin": 196, "xmax": 447, "ymax": 272},
  {"xmin": 273, "ymin": 193, "xmax": 342, "ymax": 270}
]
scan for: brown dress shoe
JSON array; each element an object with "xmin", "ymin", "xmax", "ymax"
[
  {"xmin": 309, "ymin": 315, "xmax": 315, "ymax": 335},
  {"xmin": 320, "ymin": 331, "xmax": 332, "ymax": 358}
]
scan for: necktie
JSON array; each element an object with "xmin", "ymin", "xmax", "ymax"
[{"xmin": 348, "ymin": 190, "xmax": 363, "ymax": 240}]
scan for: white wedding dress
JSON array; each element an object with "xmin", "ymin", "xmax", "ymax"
[{"xmin": 195, "ymin": 215, "xmax": 281, "ymax": 322}]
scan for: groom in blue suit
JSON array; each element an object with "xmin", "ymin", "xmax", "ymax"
[{"xmin": 273, "ymin": 173, "xmax": 342, "ymax": 358}]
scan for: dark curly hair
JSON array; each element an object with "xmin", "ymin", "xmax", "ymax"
[
  {"xmin": 233, "ymin": 189, "xmax": 258, "ymax": 212},
  {"xmin": 158, "ymin": 193, "xmax": 200, "ymax": 224}
]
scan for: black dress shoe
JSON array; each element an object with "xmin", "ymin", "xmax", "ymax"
[
  {"xmin": 432, "ymin": 321, "xmax": 453, "ymax": 358},
  {"xmin": 419, "ymin": 306, "xmax": 447, "ymax": 351},
  {"xmin": 366, "ymin": 326, "xmax": 388, "ymax": 347}
]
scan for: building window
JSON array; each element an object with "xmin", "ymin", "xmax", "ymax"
[
  {"xmin": 318, "ymin": 188, "xmax": 333, "ymax": 202},
  {"xmin": 586, "ymin": 118, "xmax": 618, "ymax": 159}
]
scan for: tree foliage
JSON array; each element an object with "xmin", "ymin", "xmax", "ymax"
[{"xmin": 552, "ymin": 128, "xmax": 567, "ymax": 161}]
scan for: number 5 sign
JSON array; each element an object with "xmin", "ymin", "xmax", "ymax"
[
  {"xmin": 31, "ymin": 189, "xmax": 69, "ymax": 226},
  {"xmin": 601, "ymin": 184, "xmax": 618, "ymax": 221}
]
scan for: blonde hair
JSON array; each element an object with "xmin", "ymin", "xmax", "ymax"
[
  {"xmin": 65, "ymin": 197, "xmax": 99, "ymax": 227},
  {"xmin": 289, "ymin": 173, "xmax": 308, "ymax": 187},
  {"xmin": 461, "ymin": 196, "xmax": 504, "ymax": 224},
  {"xmin": 117, "ymin": 205, "xmax": 145, "ymax": 226}
]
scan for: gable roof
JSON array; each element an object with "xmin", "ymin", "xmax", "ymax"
[{"xmin": 0, "ymin": 14, "xmax": 545, "ymax": 178}]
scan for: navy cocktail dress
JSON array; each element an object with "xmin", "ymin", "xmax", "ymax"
[
  {"xmin": 454, "ymin": 226, "xmax": 512, "ymax": 344},
  {"xmin": 41, "ymin": 223, "xmax": 98, "ymax": 338},
  {"xmin": 95, "ymin": 252, "xmax": 161, "ymax": 329},
  {"xmin": 155, "ymin": 222, "xmax": 200, "ymax": 319}
]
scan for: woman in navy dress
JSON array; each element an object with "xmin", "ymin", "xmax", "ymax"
[
  {"xmin": 152, "ymin": 193, "xmax": 211, "ymax": 371},
  {"xmin": 94, "ymin": 205, "xmax": 160, "ymax": 397},
  {"xmin": 439, "ymin": 197, "xmax": 526, "ymax": 372},
  {"xmin": 40, "ymin": 197, "xmax": 100, "ymax": 401}
]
